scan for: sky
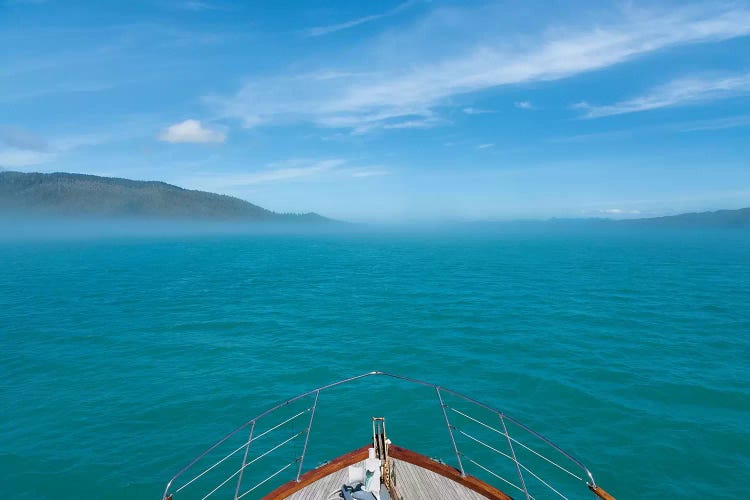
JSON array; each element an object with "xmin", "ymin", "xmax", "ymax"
[{"xmin": 1, "ymin": 0, "xmax": 750, "ymax": 222}]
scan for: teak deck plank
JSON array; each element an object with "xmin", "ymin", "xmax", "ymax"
[
  {"xmin": 390, "ymin": 457, "xmax": 488, "ymax": 499},
  {"xmin": 263, "ymin": 446, "xmax": 370, "ymax": 500},
  {"xmin": 285, "ymin": 465, "xmax": 358, "ymax": 500},
  {"xmin": 389, "ymin": 446, "xmax": 513, "ymax": 500},
  {"xmin": 263, "ymin": 445, "xmax": 514, "ymax": 500}
]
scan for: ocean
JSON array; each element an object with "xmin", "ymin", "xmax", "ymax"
[{"xmin": 2, "ymin": 227, "xmax": 749, "ymax": 499}]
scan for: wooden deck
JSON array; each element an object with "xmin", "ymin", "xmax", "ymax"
[
  {"xmin": 264, "ymin": 446, "xmax": 371, "ymax": 500},
  {"xmin": 285, "ymin": 461, "xmax": 364, "ymax": 500},
  {"xmin": 389, "ymin": 458, "xmax": 489, "ymax": 499},
  {"xmin": 388, "ymin": 446, "xmax": 512, "ymax": 500},
  {"xmin": 264, "ymin": 445, "xmax": 512, "ymax": 500},
  {"xmin": 283, "ymin": 458, "xmax": 492, "ymax": 500}
]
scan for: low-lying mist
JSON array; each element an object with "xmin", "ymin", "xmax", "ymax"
[
  {"xmin": 1, "ymin": 215, "xmax": 745, "ymax": 243},
  {"xmin": 0, "ymin": 216, "xmax": 357, "ymax": 241}
]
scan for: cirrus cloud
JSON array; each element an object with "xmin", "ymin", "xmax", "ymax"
[
  {"xmin": 209, "ymin": 2, "xmax": 750, "ymax": 133},
  {"xmin": 177, "ymin": 158, "xmax": 387, "ymax": 194},
  {"xmin": 305, "ymin": 1, "xmax": 418, "ymax": 37},
  {"xmin": 577, "ymin": 72, "xmax": 750, "ymax": 118}
]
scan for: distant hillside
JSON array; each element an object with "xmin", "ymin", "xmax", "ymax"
[
  {"xmin": 621, "ymin": 207, "xmax": 750, "ymax": 228},
  {"xmin": 0, "ymin": 171, "xmax": 330, "ymax": 222}
]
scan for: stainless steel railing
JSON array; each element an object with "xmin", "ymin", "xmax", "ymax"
[{"xmin": 162, "ymin": 371, "xmax": 609, "ymax": 500}]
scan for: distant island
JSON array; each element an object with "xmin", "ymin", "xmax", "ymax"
[
  {"xmin": 546, "ymin": 208, "xmax": 750, "ymax": 228},
  {"xmin": 0, "ymin": 171, "xmax": 330, "ymax": 223},
  {"xmin": 620, "ymin": 208, "xmax": 750, "ymax": 228}
]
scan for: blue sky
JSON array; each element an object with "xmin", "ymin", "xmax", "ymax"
[{"xmin": 1, "ymin": 0, "xmax": 749, "ymax": 222}]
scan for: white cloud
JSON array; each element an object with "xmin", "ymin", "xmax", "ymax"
[
  {"xmin": 579, "ymin": 72, "xmax": 750, "ymax": 118},
  {"xmin": 477, "ymin": 143, "xmax": 494, "ymax": 149},
  {"xmin": 602, "ymin": 208, "xmax": 641, "ymax": 215},
  {"xmin": 211, "ymin": 3, "xmax": 750, "ymax": 133},
  {"xmin": 159, "ymin": 119, "xmax": 226, "ymax": 143},
  {"xmin": 306, "ymin": 1, "xmax": 416, "ymax": 37},
  {"xmin": 515, "ymin": 101, "xmax": 534, "ymax": 109}
]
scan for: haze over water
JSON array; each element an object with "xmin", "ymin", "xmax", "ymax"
[{"xmin": 2, "ymin": 226, "xmax": 749, "ymax": 499}]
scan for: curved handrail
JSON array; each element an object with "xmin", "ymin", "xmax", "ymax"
[{"xmin": 162, "ymin": 371, "xmax": 610, "ymax": 500}]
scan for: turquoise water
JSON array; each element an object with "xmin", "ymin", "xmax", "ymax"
[{"xmin": 2, "ymin": 227, "xmax": 749, "ymax": 499}]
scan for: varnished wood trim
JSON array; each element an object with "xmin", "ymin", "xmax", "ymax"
[
  {"xmin": 262, "ymin": 445, "xmax": 370, "ymax": 499},
  {"xmin": 589, "ymin": 484, "xmax": 616, "ymax": 500},
  {"xmin": 388, "ymin": 445, "xmax": 513, "ymax": 500},
  {"xmin": 261, "ymin": 443, "xmax": 607, "ymax": 500}
]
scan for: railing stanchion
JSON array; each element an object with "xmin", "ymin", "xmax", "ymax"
[
  {"xmin": 296, "ymin": 390, "xmax": 320, "ymax": 482},
  {"xmin": 500, "ymin": 415, "xmax": 529, "ymax": 500},
  {"xmin": 164, "ymin": 372, "xmax": 607, "ymax": 500},
  {"xmin": 234, "ymin": 420, "xmax": 256, "ymax": 500},
  {"xmin": 436, "ymin": 387, "xmax": 465, "ymax": 476}
]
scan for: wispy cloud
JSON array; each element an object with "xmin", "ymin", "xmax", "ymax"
[
  {"xmin": 601, "ymin": 208, "xmax": 641, "ymax": 215},
  {"xmin": 0, "ymin": 132, "xmax": 110, "ymax": 168},
  {"xmin": 5, "ymin": 0, "xmax": 47, "ymax": 5},
  {"xmin": 179, "ymin": 1, "xmax": 222, "ymax": 11},
  {"xmin": 214, "ymin": 3, "xmax": 750, "ymax": 133},
  {"xmin": 0, "ymin": 126, "xmax": 49, "ymax": 152},
  {"xmin": 348, "ymin": 168, "xmax": 389, "ymax": 178},
  {"xmin": 0, "ymin": 82, "xmax": 116, "ymax": 103},
  {"xmin": 238, "ymin": 159, "xmax": 342, "ymax": 184},
  {"xmin": 550, "ymin": 130, "xmax": 634, "ymax": 143},
  {"xmin": 2, "ymin": 23, "xmax": 236, "ymax": 82},
  {"xmin": 305, "ymin": 1, "xmax": 416, "ymax": 37},
  {"xmin": 553, "ymin": 113, "xmax": 750, "ymax": 143},
  {"xmin": 0, "ymin": 126, "xmax": 57, "ymax": 168},
  {"xmin": 0, "ymin": 149, "xmax": 55, "ymax": 168},
  {"xmin": 159, "ymin": 119, "xmax": 226, "ymax": 144},
  {"xmin": 462, "ymin": 107, "xmax": 493, "ymax": 115},
  {"xmin": 514, "ymin": 101, "xmax": 534, "ymax": 110},
  {"xmin": 477, "ymin": 143, "xmax": 494, "ymax": 149},
  {"xmin": 0, "ymin": 119, "xmax": 154, "ymax": 170},
  {"xmin": 677, "ymin": 114, "xmax": 750, "ymax": 132},
  {"xmin": 578, "ymin": 72, "xmax": 750, "ymax": 118},
  {"xmin": 179, "ymin": 159, "xmax": 386, "ymax": 192},
  {"xmin": 381, "ymin": 116, "xmax": 442, "ymax": 130}
]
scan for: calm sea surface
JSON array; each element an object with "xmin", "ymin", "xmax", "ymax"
[{"xmin": 2, "ymin": 227, "xmax": 749, "ymax": 499}]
